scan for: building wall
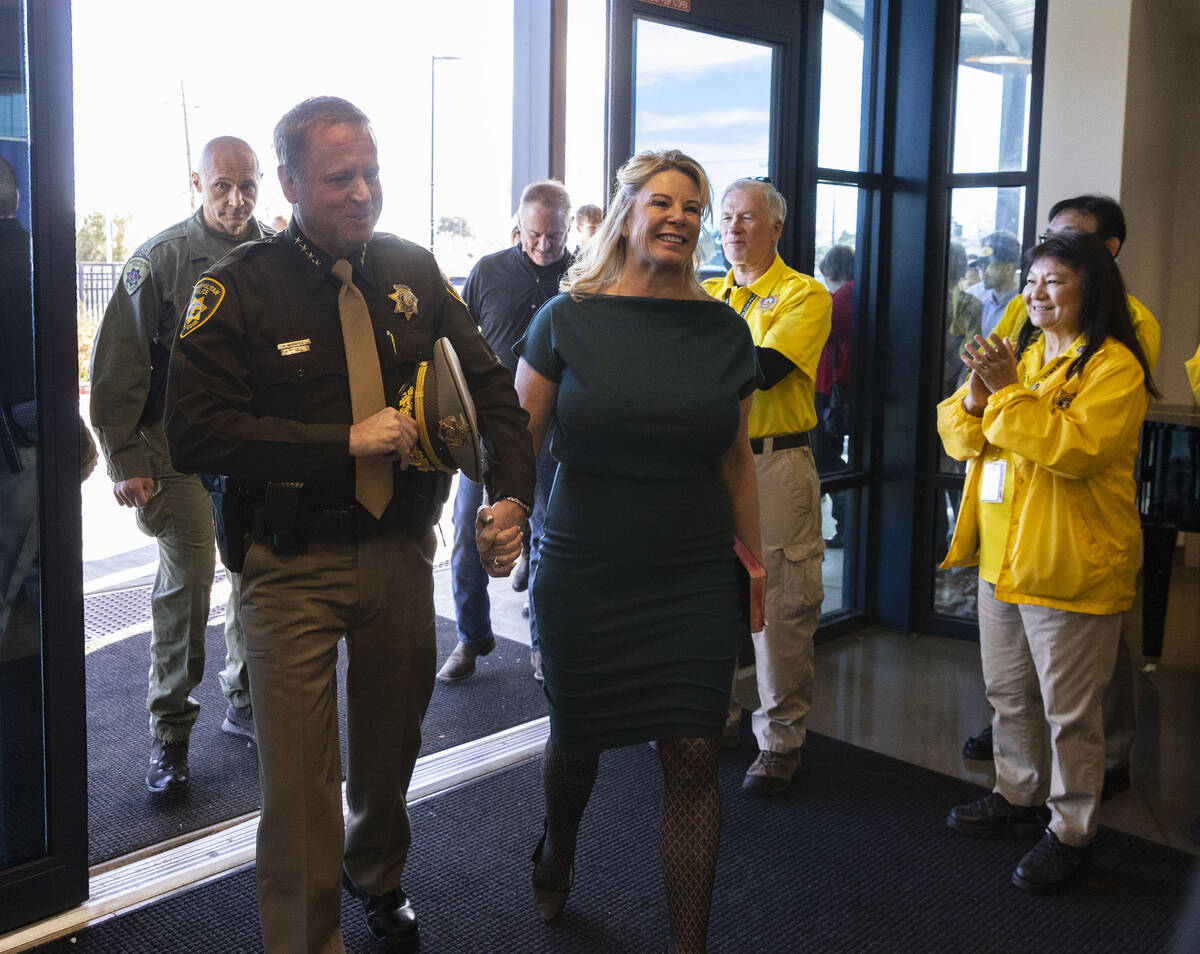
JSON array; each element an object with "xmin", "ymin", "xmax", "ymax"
[
  {"xmin": 1040, "ymin": 0, "xmax": 1200, "ymax": 405},
  {"xmin": 1120, "ymin": 0, "xmax": 1200, "ymax": 404}
]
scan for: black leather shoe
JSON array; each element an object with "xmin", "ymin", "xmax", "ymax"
[
  {"xmin": 512, "ymin": 548, "xmax": 530, "ymax": 592},
  {"xmin": 146, "ymin": 738, "xmax": 189, "ymax": 795},
  {"xmin": 342, "ymin": 869, "xmax": 419, "ymax": 945},
  {"xmin": 1012, "ymin": 829, "xmax": 1089, "ymax": 893},
  {"xmin": 1101, "ymin": 764, "xmax": 1130, "ymax": 801},
  {"xmin": 962, "ymin": 724, "xmax": 993, "ymax": 760},
  {"xmin": 947, "ymin": 791, "xmax": 1050, "ymax": 840}
]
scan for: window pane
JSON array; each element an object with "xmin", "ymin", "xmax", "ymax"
[
  {"xmin": 817, "ymin": 5, "xmax": 866, "ymax": 171},
  {"xmin": 821, "ymin": 487, "xmax": 860, "ymax": 617},
  {"xmin": 940, "ymin": 185, "xmax": 1026, "ymax": 409},
  {"xmin": 565, "ymin": 0, "xmax": 607, "ymax": 218},
  {"xmin": 932, "ymin": 487, "xmax": 978, "ymax": 619},
  {"xmin": 952, "ymin": 1, "xmax": 1036, "ymax": 173},
  {"xmin": 814, "ymin": 183, "xmax": 860, "ymax": 474},
  {"xmin": 632, "ymin": 18, "xmax": 774, "ymax": 200}
]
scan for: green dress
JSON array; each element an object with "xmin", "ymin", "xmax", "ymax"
[{"xmin": 515, "ymin": 293, "xmax": 759, "ymax": 750}]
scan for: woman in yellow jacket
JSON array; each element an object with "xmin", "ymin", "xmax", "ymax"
[{"xmin": 937, "ymin": 232, "xmax": 1158, "ymax": 893}]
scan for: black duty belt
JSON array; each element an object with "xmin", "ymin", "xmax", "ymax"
[
  {"xmin": 304, "ymin": 504, "xmax": 397, "ymax": 542},
  {"xmin": 749, "ymin": 432, "xmax": 811, "ymax": 455}
]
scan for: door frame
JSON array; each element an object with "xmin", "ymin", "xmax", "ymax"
[
  {"xmin": 605, "ymin": 0, "xmax": 810, "ymax": 265},
  {"xmin": 0, "ymin": 0, "xmax": 88, "ymax": 934}
]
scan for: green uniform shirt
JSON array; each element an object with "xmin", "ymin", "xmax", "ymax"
[{"xmin": 89, "ymin": 209, "xmax": 270, "ymax": 482}]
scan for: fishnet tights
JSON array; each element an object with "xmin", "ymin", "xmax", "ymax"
[
  {"xmin": 535, "ymin": 737, "xmax": 720, "ymax": 954},
  {"xmin": 535, "ymin": 740, "xmax": 599, "ymax": 890},
  {"xmin": 658, "ymin": 736, "xmax": 721, "ymax": 954}
]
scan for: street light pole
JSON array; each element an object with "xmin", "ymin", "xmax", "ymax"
[{"xmin": 430, "ymin": 55, "xmax": 462, "ymax": 254}]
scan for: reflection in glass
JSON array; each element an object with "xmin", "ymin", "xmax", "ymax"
[
  {"xmin": 814, "ymin": 183, "xmax": 860, "ymax": 475},
  {"xmin": 941, "ymin": 185, "xmax": 1026, "ymax": 400},
  {"xmin": 953, "ymin": 0, "xmax": 1036, "ymax": 174},
  {"xmin": 820, "ymin": 487, "xmax": 859, "ymax": 617},
  {"xmin": 818, "ymin": 5, "xmax": 865, "ymax": 171},
  {"xmin": 633, "ymin": 17, "xmax": 774, "ymax": 203},
  {"xmin": 932, "ymin": 487, "xmax": 978, "ymax": 619},
  {"xmin": 0, "ymin": 0, "xmax": 46, "ymax": 868}
]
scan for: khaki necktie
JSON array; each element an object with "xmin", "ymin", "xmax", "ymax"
[{"xmin": 331, "ymin": 258, "xmax": 392, "ymax": 519}]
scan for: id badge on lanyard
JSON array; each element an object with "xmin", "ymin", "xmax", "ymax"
[{"xmin": 980, "ymin": 458, "xmax": 1006, "ymax": 503}]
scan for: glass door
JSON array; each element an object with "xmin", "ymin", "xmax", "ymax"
[
  {"xmin": 0, "ymin": 0, "xmax": 89, "ymax": 933},
  {"xmin": 607, "ymin": 0, "xmax": 809, "ymax": 262}
]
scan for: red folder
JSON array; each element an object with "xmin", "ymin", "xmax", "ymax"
[{"xmin": 734, "ymin": 537, "xmax": 766, "ymax": 633}]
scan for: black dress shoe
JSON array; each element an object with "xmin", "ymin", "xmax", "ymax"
[
  {"xmin": 512, "ymin": 548, "xmax": 530, "ymax": 592},
  {"xmin": 342, "ymin": 868, "xmax": 419, "ymax": 944},
  {"xmin": 1101, "ymin": 764, "xmax": 1130, "ymax": 801},
  {"xmin": 947, "ymin": 791, "xmax": 1050, "ymax": 840},
  {"xmin": 962, "ymin": 724, "xmax": 993, "ymax": 760},
  {"xmin": 1012, "ymin": 829, "xmax": 1089, "ymax": 893},
  {"xmin": 146, "ymin": 738, "xmax": 189, "ymax": 795}
]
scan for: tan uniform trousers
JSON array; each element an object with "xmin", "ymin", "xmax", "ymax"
[
  {"xmin": 241, "ymin": 528, "xmax": 437, "ymax": 954},
  {"xmin": 978, "ymin": 579, "xmax": 1121, "ymax": 847},
  {"xmin": 738, "ymin": 442, "xmax": 824, "ymax": 755}
]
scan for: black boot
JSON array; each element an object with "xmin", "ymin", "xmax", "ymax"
[{"xmin": 146, "ymin": 738, "xmax": 189, "ymax": 795}]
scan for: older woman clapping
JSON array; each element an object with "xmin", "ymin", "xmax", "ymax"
[{"xmin": 938, "ymin": 231, "xmax": 1158, "ymax": 893}]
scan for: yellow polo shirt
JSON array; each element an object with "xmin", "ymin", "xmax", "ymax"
[{"xmin": 703, "ymin": 254, "xmax": 831, "ymax": 439}]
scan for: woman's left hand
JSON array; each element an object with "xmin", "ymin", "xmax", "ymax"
[{"xmin": 962, "ymin": 333, "xmax": 1019, "ymax": 393}]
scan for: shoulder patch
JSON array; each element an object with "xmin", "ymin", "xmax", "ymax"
[
  {"xmin": 181, "ymin": 278, "xmax": 225, "ymax": 338},
  {"xmin": 443, "ymin": 275, "xmax": 466, "ymax": 308},
  {"xmin": 122, "ymin": 256, "xmax": 151, "ymax": 296}
]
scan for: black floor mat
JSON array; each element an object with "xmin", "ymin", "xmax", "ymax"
[
  {"xmin": 49, "ymin": 729, "xmax": 1196, "ymax": 953},
  {"xmin": 84, "ymin": 597, "xmax": 546, "ymax": 865}
]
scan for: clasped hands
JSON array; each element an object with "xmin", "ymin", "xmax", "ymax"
[
  {"xmin": 475, "ymin": 500, "xmax": 527, "ymax": 578},
  {"xmin": 961, "ymin": 333, "xmax": 1018, "ymax": 416}
]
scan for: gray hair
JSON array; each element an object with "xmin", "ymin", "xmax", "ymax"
[
  {"xmin": 519, "ymin": 179, "xmax": 571, "ymax": 216},
  {"xmin": 722, "ymin": 178, "xmax": 787, "ymax": 228},
  {"xmin": 274, "ymin": 97, "xmax": 372, "ymax": 174}
]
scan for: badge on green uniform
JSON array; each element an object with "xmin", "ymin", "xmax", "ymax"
[{"xmin": 181, "ymin": 278, "xmax": 225, "ymax": 338}]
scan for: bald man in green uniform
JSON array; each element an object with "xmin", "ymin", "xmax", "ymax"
[{"xmin": 89, "ymin": 136, "xmax": 271, "ymax": 795}]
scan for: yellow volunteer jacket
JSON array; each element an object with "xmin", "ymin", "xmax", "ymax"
[
  {"xmin": 938, "ymin": 335, "xmax": 1150, "ymax": 615},
  {"xmin": 992, "ymin": 291, "xmax": 1161, "ymax": 371},
  {"xmin": 1187, "ymin": 343, "xmax": 1200, "ymax": 403}
]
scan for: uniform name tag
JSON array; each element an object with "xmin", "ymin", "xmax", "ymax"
[
  {"xmin": 980, "ymin": 459, "xmax": 1006, "ymax": 504},
  {"xmin": 277, "ymin": 338, "xmax": 311, "ymax": 356}
]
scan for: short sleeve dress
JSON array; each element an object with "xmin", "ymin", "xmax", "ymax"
[{"xmin": 514, "ymin": 292, "xmax": 760, "ymax": 750}]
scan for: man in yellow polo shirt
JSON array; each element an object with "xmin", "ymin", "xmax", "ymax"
[
  {"xmin": 704, "ymin": 177, "xmax": 831, "ymax": 795},
  {"xmin": 964, "ymin": 194, "xmax": 1160, "ymax": 800}
]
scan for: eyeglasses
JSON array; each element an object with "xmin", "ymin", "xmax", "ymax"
[{"xmin": 749, "ymin": 176, "xmax": 773, "ymax": 184}]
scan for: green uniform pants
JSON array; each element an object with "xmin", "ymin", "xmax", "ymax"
[{"xmin": 136, "ymin": 426, "xmax": 249, "ymax": 740}]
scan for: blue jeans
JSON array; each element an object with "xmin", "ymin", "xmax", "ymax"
[{"xmin": 450, "ymin": 443, "xmax": 555, "ymax": 651}]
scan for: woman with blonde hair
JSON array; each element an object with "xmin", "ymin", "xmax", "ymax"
[{"xmin": 478, "ymin": 149, "xmax": 761, "ymax": 952}]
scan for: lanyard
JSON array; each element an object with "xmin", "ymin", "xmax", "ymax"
[{"xmin": 723, "ymin": 287, "xmax": 758, "ymax": 318}]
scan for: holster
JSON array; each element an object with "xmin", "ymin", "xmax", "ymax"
[{"xmin": 204, "ymin": 474, "xmax": 254, "ymax": 572}]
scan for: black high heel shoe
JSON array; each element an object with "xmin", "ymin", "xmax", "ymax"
[{"xmin": 531, "ymin": 824, "xmax": 574, "ymax": 922}]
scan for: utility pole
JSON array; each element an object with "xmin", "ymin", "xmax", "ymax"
[{"xmin": 181, "ymin": 81, "xmax": 194, "ymax": 211}]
